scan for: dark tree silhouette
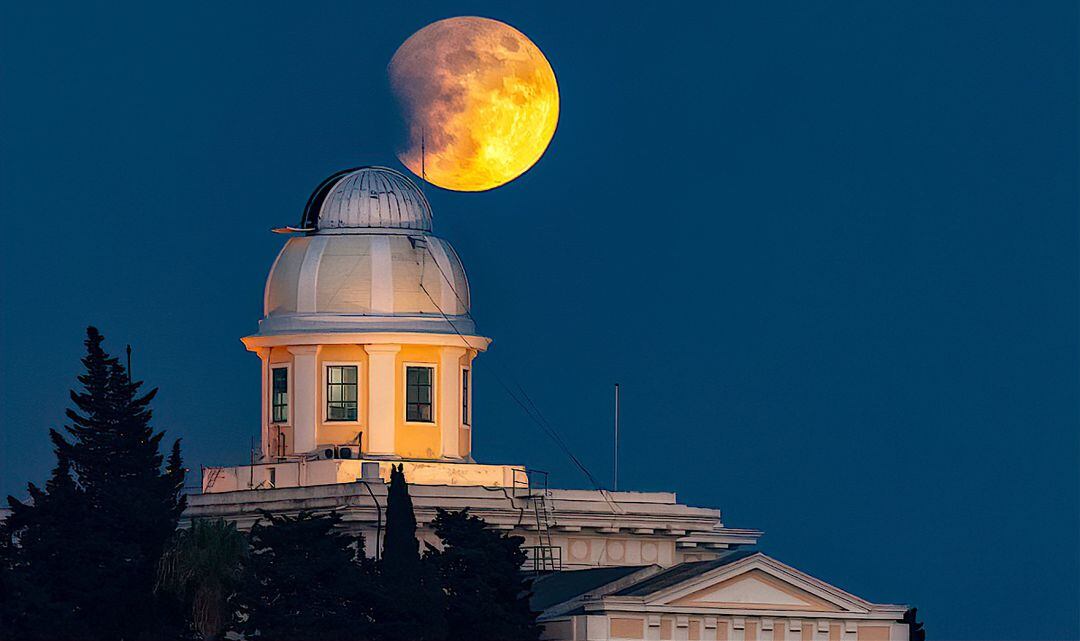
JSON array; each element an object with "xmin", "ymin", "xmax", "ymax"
[
  {"xmin": 0, "ymin": 450, "xmax": 94, "ymax": 640},
  {"xmin": 235, "ymin": 510, "xmax": 376, "ymax": 641},
  {"xmin": 0, "ymin": 327, "xmax": 186, "ymax": 640},
  {"xmin": 901, "ymin": 607, "xmax": 926, "ymax": 641},
  {"xmin": 426, "ymin": 508, "xmax": 541, "ymax": 641},
  {"xmin": 375, "ymin": 464, "xmax": 446, "ymax": 641}
]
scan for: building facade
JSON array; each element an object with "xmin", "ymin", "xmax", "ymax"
[{"xmin": 187, "ymin": 166, "xmax": 913, "ymax": 641}]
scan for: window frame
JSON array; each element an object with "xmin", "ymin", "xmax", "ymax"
[
  {"xmin": 323, "ymin": 362, "xmax": 363, "ymax": 424},
  {"xmin": 461, "ymin": 366, "xmax": 471, "ymax": 427},
  {"xmin": 269, "ymin": 363, "xmax": 292, "ymax": 425},
  {"xmin": 403, "ymin": 362, "xmax": 437, "ymax": 425}
]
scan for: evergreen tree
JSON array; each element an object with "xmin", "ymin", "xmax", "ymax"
[
  {"xmin": 235, "ymin": 510, "xmax": 376, "ymax": 641},
  {"xmin": 0, "ymin": 450, "xmax": 94, "ymax": 640},
  {"xmin": 901, "ymin": 607, "xmax": 926, "ymax": 641},
  {"xmin": 0, "ymin": 327, "xmax": 186, "ymax": 640},
  {"xmin": 427, "ymin": 508, "xmax": 541, "ymax": 641},
  {"xmin": 376, "ymin": 464, "xmax": 446, "ymax": 641},
  {"xmin": 382, "ymin": 464, "xmax": 420, "ymax": 577}
]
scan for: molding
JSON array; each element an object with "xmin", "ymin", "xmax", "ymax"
[{"xmin": 245, "ymin": 331, "xmax": 490, "ymax": 351}]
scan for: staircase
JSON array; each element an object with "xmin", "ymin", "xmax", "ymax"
[{"xmin": 513, "ymin": 468, "xmax": 562, "ymax": 573}]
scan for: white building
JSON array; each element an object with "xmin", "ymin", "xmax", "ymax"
[{"xmin": 186, "ymin": 166, "xmax": 913, "ymax": 641}]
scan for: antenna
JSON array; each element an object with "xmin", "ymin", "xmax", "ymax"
[
  {"xmin": 613, "ymin": 382, "xmax": 620, "ymax": 491},
  {"xmin": 421, "ymin": 128, "xmax": 427, "ymax": 184},
  {"xmin": 126, "ymin": 345, "xmax": 132, "ymax": 384}
]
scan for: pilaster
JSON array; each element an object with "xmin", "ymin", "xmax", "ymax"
[
  {"xmin": 287, "ymin": 345, "xmax": 320, "ymax": 454},
  {"xmin": 438, "ymin": 346, "xmax": 467, "ymax": 459},
  {"xmin": 365, "ymin": 344, "xmax": 401, "ymax": 455}
]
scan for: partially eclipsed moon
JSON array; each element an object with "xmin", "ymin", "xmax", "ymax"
[{"xmin": 389, "ymin": 17, "xmax": 559, "ymax": 192}]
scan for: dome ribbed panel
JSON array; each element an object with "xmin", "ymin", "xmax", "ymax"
[{"xmin": 316, "ymin": 167, "xmax": 432, "ymax": 231}]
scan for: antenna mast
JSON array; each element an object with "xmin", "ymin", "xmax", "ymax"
[
  {"xmin": 421, "ymin": 128, "xmax": 426, "ymax": 183},
  {"xmin": 613, "ymin": 383, "xmax": 620, "ymax": 491}
]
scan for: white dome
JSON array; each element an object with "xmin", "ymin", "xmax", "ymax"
[
  {"xmin": 302, "ymin": 166, "xmax": 432, "ymax": 232},
  {"xmin": 258, "ymin": 233, "xmax": 473, "ymax": 336}
]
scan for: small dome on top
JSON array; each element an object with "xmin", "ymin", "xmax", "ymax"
[{"xmin": 301, "ymin": 166, "xmax": 432, "ymax": 232}]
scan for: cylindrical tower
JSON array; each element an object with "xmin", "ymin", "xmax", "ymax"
[{"xmin": 242, "ymin": 167, "xmax": 489, "ymax": 463}]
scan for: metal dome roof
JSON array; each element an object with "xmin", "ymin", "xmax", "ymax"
[{"xmin": 297, "ymin": 166, "xmax": 432, "ymax": 232}]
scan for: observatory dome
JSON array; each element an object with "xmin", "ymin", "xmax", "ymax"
[
  {"xmin": 255, "ymin": 167, "xmax": 473, "ymax": 337},
  {"xmin": 301, "ymin": 166, "xmax": 432, "ymax": 232}
]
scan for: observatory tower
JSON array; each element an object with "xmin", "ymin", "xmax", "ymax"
[{"xmin": 208, "ymin": 167, "xmax": 514, "ymax": 490}]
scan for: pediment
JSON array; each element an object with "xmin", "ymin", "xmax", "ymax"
[
  {"xmin": 638, "ymin": 554, "xmax": 873, "ymax": 614},
  {"xmin": 669, "ymin": 569, "xmax": 842, "ymax": 611}
]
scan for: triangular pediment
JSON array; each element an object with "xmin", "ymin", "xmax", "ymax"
[
  {"xmin": 637, "ymin": 554, "xmax": 873, "ymax": 614},
  {"xmin": 669, "ymin": 569, "xmax": 842, "ymax": 611}
]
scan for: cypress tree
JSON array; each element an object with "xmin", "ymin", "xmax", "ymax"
[
  {"xmin": 376, "ymin": 464, "xmax": 445, "ymax": 641},
  {"xmin": 1, "ymin": 327, "xmax": 186, "ymax": 640},
  {"xmin": 427, "ymin": 508, "xmax": 541, "ymax": 641},
  {"xmin": 382, "ymin": 464, "xmax": 420, "ymax": 577}
]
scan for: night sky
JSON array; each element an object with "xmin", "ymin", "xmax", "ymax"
[{"xmin": 1, "ymin": 2, "xmax": 1077, "ymax": 639}]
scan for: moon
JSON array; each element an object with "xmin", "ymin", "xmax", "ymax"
[{"xmin": 389, "ymin": 17, "xmax": 559, "ymax": 192}]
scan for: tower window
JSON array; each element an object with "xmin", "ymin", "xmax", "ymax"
[
  {"xmin": 326, "ymin": 365, "xmax": 358, "ymax": 421},
  {"xmin": 271, "ymin": 367, "xmax": 288, "ymax": 423},
  {"xmin": 406, "ymin": 365, "xmax": 434, "ymax": 423},
  {"xmin": 462, "ymin": 368, "xmax": 470, "ymax": 426}
]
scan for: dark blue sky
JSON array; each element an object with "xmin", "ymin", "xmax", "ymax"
[{"xmin": 1, "ymin": 2, "xmax": 1077, "ymax": 638}]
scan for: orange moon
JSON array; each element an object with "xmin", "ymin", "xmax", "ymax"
[{"xmin": 389, "ymin": 17, "xmax": 559, "ymax": 192}]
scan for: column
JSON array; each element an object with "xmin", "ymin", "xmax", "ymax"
[
  {"xmin": 438, "ymin": 346, "xmax": 466, "ymax": 459},
  {"xmin": 255, "ymin": 348, "xmax": 270, "ymax": 458},
  {"xmin": 365, "ymin": 344, "xmax": 401, "ymax": 456},
  {"xmin": 287, "ymin": 346, "xmax": 319, "ymax": 454}
]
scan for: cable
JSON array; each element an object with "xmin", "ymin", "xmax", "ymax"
[{"xmin": 417, "ymin": 242, "xmax": 608, "ymax": 493}]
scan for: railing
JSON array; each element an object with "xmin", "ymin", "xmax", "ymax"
[
  {"xmin": 512, "ymin": 467, "xmax": 549, "ymax": 499},
  {"xmin": 523, "ymin": 545, "xmax": 562, "ymax": 573}
]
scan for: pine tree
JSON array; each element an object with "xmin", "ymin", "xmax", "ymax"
[
  {"xmin": 0, "ymin": 449, "xmax": 94, "ymax": 640},
  {"xmin": 376, "ymin": 464, "xmax": 446, "ymax": 641},
  {"xmin": 427, "ymin": 508, "xmax": 541, "ymax": 641},
  {"xmin": 235, "ymin": 510, "xmax": 376, "ymax": 641},
  {"xmin": 1, "ymin": 327, "xmax": 186, "ymax": 640}
]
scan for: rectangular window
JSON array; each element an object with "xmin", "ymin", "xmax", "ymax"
[
  {"xmin": 326, "ymin": 365, "xmax": 358, "ymax": 421},
  {"xmin": 462, "ymin": 368, "xmax": 470, "ymax": 425},
  {"xmin": 271, "ymin": 367, "xmax": 288, "ymax": 423},
  {"xmin": 406, "ymin": 365, "xmax": 434, "ymax": 423}
]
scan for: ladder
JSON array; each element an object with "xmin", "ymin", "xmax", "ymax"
[
  {"xmin": 204, "ymin": 466, "xmax": 223, "ymax": 492},
  {"xmin": 513, "ymin": 468, "xmax": 561, "ymax": 573}
]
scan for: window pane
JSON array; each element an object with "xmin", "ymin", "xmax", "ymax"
[
  {"xmin": 405, "ymin": 366, "xmax": 434, "ymax": 423},
  {"xmin": 326, "ymin": 366, "xmax": 358, "ymax": 421},
  {"xmin": 271, "ymin": 368, "xmax": 288, "ymax": 423}
]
